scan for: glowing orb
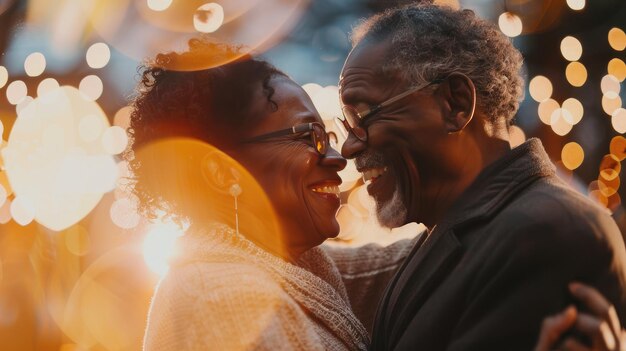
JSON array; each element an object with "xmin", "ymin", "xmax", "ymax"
[
  {"xmin": 142, "ymin": 221, "xmax": 185, "ymax": 276},
  {"xmin": 0, "ymin": 66, "xmax": 7, "ymax": 89},
  {"xmin": 529, "ymin": 76, "xmax": 552, "ymax": 102},
  {"xmin": 37, "ymin": 78, "xmax": 60, "ymax": 97},
  {"xmin": 147, "ymin": 0, "xmax": 173, "ymax": 12},
  {"xmin": 6, "ymin": 80, "xmax": 27, "ymax": 105},
  {"xmin": 86, "ymin": 42, "xmax": 111, "ymax": 69},
  {"xmin": 79, "ymin": 75, "xmax": 104, "ymax": 101},
  {"xmin": 2, "ymin": 86, "xmax": 117, "ymax": 231},
  {"xmin": 498, "ymin": 12, "xmax": 522, "ymax": 38},
  {"xmin": 24, "ymin": 52, "xmax": 46, "ymax": 77}
]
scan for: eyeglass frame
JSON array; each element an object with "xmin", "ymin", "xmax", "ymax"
[
  {"xmin": 337, "ymin": 78, "xmax": 444, "ymax": 142},
  {"xmin": 241, "ymin": 121, "xmax": 330, "ymax": 156}
]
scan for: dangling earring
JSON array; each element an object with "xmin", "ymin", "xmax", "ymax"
[{"xmin": 229, "ymin": 184, "xmax": 242, "ymax": 236}]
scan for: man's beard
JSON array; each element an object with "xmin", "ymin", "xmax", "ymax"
[{"xmin": 375, "ymin": 184, "xmax": 408, "ymax": 228}]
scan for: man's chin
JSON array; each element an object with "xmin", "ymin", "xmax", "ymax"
[{"xmin": 374, "ymin": 190, "xmax": 408, "ymax": 229}]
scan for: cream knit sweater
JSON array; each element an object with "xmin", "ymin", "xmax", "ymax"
[{"xmin": 143, "ymin": 223, "xmax": 374, "ymax": 351}]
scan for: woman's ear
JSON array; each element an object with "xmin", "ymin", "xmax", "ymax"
[
  {"xmin": 201, "ymin": 150, "xmax": 242, "ymax": 196},
  {"xmin": 439, "ymin": 73, "xmax": 476, "ymax": 133}
]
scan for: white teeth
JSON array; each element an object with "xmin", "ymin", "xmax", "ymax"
[
  {"xmin": 311, "ymin": 185, "xmax": 341, "ymax": 195},
  {"xmin": 362, "ymin": 167, "xmax": 388, "ymax": 182}
]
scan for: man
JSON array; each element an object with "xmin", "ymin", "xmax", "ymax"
[{"xmin": 337, "ymin": 3, "xmax": 626, "ymax": 350}]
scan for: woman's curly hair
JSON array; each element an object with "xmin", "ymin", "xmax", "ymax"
[
  {"xmin": 125, "ymin": 39, "xmax": 286, "ymax": 220},
  {"xmin": 351, "ymin": 3, "xmax": 525, "ymax": 124}
]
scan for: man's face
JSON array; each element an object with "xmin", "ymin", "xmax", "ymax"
[{"xmin": 339, "ymin": 41, "xmax": 449, "ymax": 227}]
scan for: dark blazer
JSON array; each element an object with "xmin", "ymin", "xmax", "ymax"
[{"xmin": 370, "ymin": 139, "xmax": 626, "ymax": 351}]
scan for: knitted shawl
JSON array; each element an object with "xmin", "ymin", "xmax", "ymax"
[{"xmin": 144, "ymin": 223, "xmax": 370, "ymax": 351}]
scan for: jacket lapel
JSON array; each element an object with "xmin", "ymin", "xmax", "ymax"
[{"xmin": 385, "ymin": 226, "xmax": 462, "ymax": 346}]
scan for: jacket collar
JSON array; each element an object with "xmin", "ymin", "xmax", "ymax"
[{"xmin": 439, "ymin": 137, "xmax": 555, "ymax": 230}]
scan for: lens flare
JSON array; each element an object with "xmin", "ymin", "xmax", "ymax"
[
  {"xmin": 110, "ymin": 197, "xmax": 141, "ymax": 229},
  {"xmin": 142, "ymin": 220, "xmax": 185, "ymax": 276}
]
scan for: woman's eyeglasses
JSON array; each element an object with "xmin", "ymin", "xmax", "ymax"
[
  {"xmin": 337, "ymin": 78, "xmax": 442, "ymax": 142},
  {"xmin": 242, "ymin": 122, "xmax": 330, "ymax": 155}
]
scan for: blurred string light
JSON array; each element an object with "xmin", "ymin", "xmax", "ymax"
[
  {"xmin": 602, "ymin": 94, "xmax": 622, "ymax": 116},
  {"xmin": 498, "ymin": 12, "xmax": 522, "ymax": 38},
  {"xmin": 6, "ymin": 80, "xmax": 27, "ymax": 105},
  {"xmin": 147, "ymin": 0, "xmax": 173, "ymax": 12},
  {"xmin": 0, "ymin": 66, "xmax": 7, "ymax": 89},
  {"xmin": 562, "ymin": 98, "xmax": 584, "ymax": 124},
  {"xmin": 561, "ymin": 142, "xmax": 584, "ymax": 170},
  {"xmin": 565, "ymin": 61, "xmax": 587, "ymax": 87},
  {"xmin": 142, "ymin": 219, "xmax": 187, "ymax": 276},
  {"xmin": 560, "ymin": 36, "xmax": 582, "ymax": 62},
  {"xmin": 37, "ymin": 78, "xmax": 60, "ymax": 97},
  {"xmin": 79, "ymin": 75, "xmax": 103, "ymax": 101},
  {"xmin": 538, "ymin": 98, "xmax": 559, "ymax": 125},
  {"xmin": 601, "ymin": 75, "xmax": 621, "ymax": 96},
  {"xmin": 24, "ymin": 52, "xmax": 46, "ymax": 77},
  {"xmin": 612, "ymin": 108, "xmax": 626, "ymax": 134},
  {"xmin": 608, "ymin": 28, "xmax": 626, "ymax": 51},
  {"xmin": 566, "ymin": 0, "xmax": 586, "ymax": 11},
  {"xmin": 85, "ymin": 42, "xmax": 111, "ymax": 69},
  {"xmin": 608, "ymin": 59, "xmax": 626, "ymax": 82},
  {"xmin": 529, "ymin": 75, "xmax": 553, "ymax": 102},
  {"xmin": 193, "ymin": 3, "xmax": 225, "ymax": 33},
  {"xmin": 550, "ymin": 108, "xmax": 574, "ymax": 136},
  {"xmin": 611, "ymin": 136, "xmax": 626, "ymax": 161}
]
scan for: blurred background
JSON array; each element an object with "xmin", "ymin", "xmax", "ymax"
[{"xmin": 0, "ymin": 0, "xmax": 625, "ymax": 349}]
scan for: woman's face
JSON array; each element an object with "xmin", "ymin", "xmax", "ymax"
[{"xmin": 235, "ymin": 76, "xmax": 347, "ymax": 254}]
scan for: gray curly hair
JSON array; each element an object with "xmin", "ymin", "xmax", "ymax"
[{"xmin": 351, "ymin": 3, "xmax": 525, "ymax": 124}]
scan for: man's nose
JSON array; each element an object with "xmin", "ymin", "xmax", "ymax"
[
  {"xmin": 341, "ymin": 132, "xmax": 366, "ymax": 159},
  {"xmin": 321, "ymin": 146, "xmax": 347, "ymax": 171}
]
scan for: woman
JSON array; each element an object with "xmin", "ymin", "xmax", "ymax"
[{"xmin": 131, "ymin": 40, "xmax": 622, "ymax": 350}]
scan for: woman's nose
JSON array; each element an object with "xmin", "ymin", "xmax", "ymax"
[{"xmin": 321, "ymin": 146, "xmax": 347, "ymax": 171}]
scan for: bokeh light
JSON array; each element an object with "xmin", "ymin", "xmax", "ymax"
[
  {"xmin": 560, "ymin": 36, "xmax": 583, "ymax": 62},
  {"xmin": 0, "ymin": 65, "xmax": 7, "ymax": 89},
  {"xmin": 193, "ymin": 3, "xmax": 225, "ymax": 33},
  {"xmin": 599, "ymin": 175, "xmax": 620, "ymax": 197},
  {"xmin": 498, "ymin": 12, "xmax": 523, "ymax": 38},
  {"xmin": 602, "ymin": 94, "xmax": 622, "ymax": 116},
  {"xmin": 566, "ymin": 0, "xmax": 586, "ymax": 11},
  {"xmin": 610, "ymin": 136, "xmax": 626, "ymax": 161},
  {"xmin": 102, "ymin": 126, "xmax": 129, "ymax": 155},
  {"xmin": 86, "ymin": 42, "xmax": 111, "ymax": 69},
  {"xmin": 562, "ymin": 98, "xmax": 584, "ymax": 124},
  {"xmin": 0, "ymin": 184, "xmax": 6, "ymax": 208},
  {"xmin": 24, "ymin": 52, "xmax": 46, "ymax": 77},
  {"xmin": 612, "ymin": 108, "xmax": 626, "ymax": 134},
  {"xmin": 37, "ymin": 78, "xmax": 60, "ymax": 97},
  {"xmin": 609, "ymin": 27, "xmax": 626, "ymax": 51},
  {"xmin": 538, "ymin": 98, "xmax": 560, "ymax": 125},
  {"xmin": 16, "ymin": 96, "xmax": 34, "ymax": 115},
  {"xmin": 550, "ymin": 108, "xmax": 574, "ymax": 136},
  {"xmin": 79, "ymin": 75, "xmax": 104, "ymax": 101},
  {"xmin": 6, "ymin": 80, "xmax": 27, "ymax": 105},
  {"xmin": 565, "ymin": 61, "xmax": 588, "ymax": 87},
  {"xmin": 599, "ymin": 154, "xmax": 621, "ymax": 181},
  {"xmin": 3, "ymin": 86, "xmax": 117, "ymax": 231},
  {"xmin": 529, "ymin": 75, "xmax": 553, "ymax": 102},
  {"xmin": 608, "ymin": 58, "xmax": 626, "ymax": 82},
  {"xmin": 147, "ymin": 0, "xmax": 173, "ymax": 12},
  {"xmin": 64, "ymin": 225, "xmax": 91, "ymax": 256},
  {"xmin": 561, "ymin": 142, "xmax": 585, "ymax": 170},
  {"xmin": 113, "ymin": 106, "xmax": 132, "ymax": 130},
  {"xmin": 601, "ymin": 75, "xmax": 621, "ymax": 96},
  {"xmin": 10, "ymin": 195, "xmax": 35, "ymax": 226},
  {"xmin": 78, "ymin": 114, "xmax": 105, "ymax": 142},
  {"xmin": 110, "ymin": 197, "xmax": 141, "ymax": 229}
]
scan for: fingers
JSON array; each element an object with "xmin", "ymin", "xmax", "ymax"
[
  {"xmin": 535, "ymin": 306, "xmax": 577, "ymax": 351},
  {"xmin": 569, "ymin": 282, "xmax": 621, "ymax": 333},
  {"xmin": 574, "ymin": 312, "xmax": 617, "ymax": 350}
]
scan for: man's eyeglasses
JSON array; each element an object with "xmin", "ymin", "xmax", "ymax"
[
  {"xmin": 242, "ymin": 122, "xmax": 330, "ymax": 156},
  {"xmin": 337, "ymin": 78, "xmax": 443, "ymax": 142}
]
